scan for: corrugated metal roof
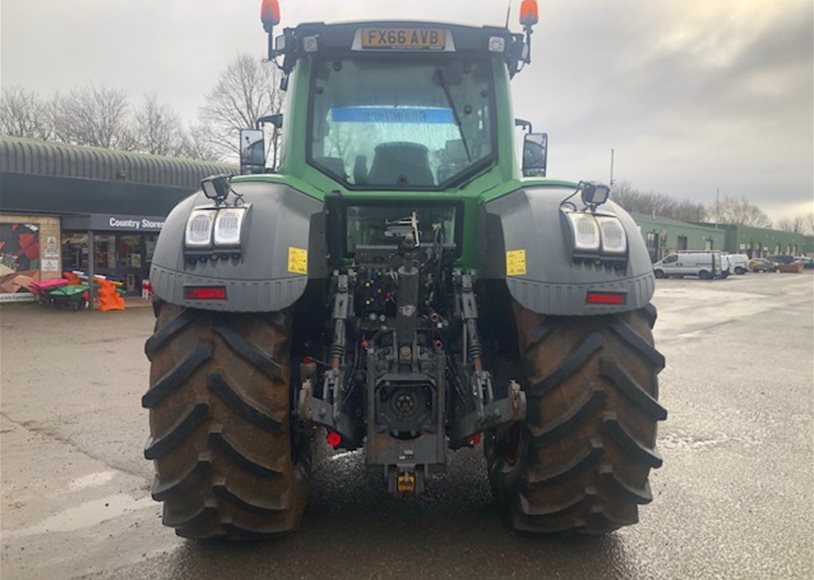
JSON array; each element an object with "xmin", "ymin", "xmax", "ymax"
[{"xmin": 0, "ymin": 137, "xmax": 234, "ymax": 190}]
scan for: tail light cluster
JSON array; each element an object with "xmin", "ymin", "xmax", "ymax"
[
  {"xmin": 184, "ymin": 207, "xmax": 248, "ymax": 249},
  {"xmin": 563, "ymin": 210, "xmax": 628, "ymax": 257}
]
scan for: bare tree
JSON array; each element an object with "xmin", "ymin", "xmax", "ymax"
[
  {"xmin": 180, "ymin": 125, "xmax": 221, "ymax": 161},
  {"xmin": 199, "ymin": 54, "xmax": 284, "ymax": 166},
  {"xmin": 776, "ymin": 214, "xmax": 814, "ymax": 235},
  {"xmin": 134, "ymin": 94, "xmax": 185, "ymax": 156},
  {"xmin": 2, "ymin": 83, "xmax": 225, "ymax": 162},
  {"xmin": 0, "ymin": 86, "xmax": 54, "ymax": 140},
  {"xmin": 611, "ymin": 180, "xmax": 706, "ymax": 222},
  {"xmin": 673, "ymin": 199, "xmax": 708, "ymax": 223},
  {"xmin": 53, "ymin": 85, "xmax": 136, "ymax": 150},
  {"xmin": 714, "ymin": 195, "xmax": 772, "ymax": 228}
]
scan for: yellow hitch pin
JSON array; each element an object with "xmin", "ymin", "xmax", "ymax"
[{"xmin": 397, "ymin": 471, "xmax": 416, "ymax": 494}]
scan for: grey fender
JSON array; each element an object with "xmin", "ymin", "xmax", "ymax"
[
  {"xmin": 480, "ymin": 186, "xmax": 655, "ymax": 315},
  {"xmin": 150, "ymin": 181, "xmax": 326, "ymax": 312}
]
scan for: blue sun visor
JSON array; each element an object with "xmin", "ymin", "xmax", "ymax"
[{"xmin": 330, "ymin": 107, "xmax": 455, "ymax": 124}]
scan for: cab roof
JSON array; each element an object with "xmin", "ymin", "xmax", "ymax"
[{"xmin": 285, "ymin": 20, "xmax": 516, "ymax": 54}]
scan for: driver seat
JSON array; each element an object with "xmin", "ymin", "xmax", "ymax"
[{"xmin": 367, "ymin": 142, "xmax": 434, "ymax": 186}]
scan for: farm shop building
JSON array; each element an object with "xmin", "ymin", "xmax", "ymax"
[
  {"xmin": 0, "ymin": 137, "xmax": 230, "ymax": 296},
  {"xmin": 631, "ymin": 213, "xmax": 813, "ymax": 262},
  {"xmin": 631, "ymin": 213, "xmax": 726, "ymax": 262},
  {"xmin": 716, "ymin": 224, "xmax": 811, "ymax": 259}
]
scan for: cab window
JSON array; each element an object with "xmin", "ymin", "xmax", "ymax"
[{"xmin": 309, "ymin": 57, "xmax": 495, "ymax": 189}]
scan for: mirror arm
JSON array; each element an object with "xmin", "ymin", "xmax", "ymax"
[
  {"xmin": 515, "ymin": 118, "xmax": 533, "ymax": 134},
  {"xmin": 256, "ymin": 114, "xmax": 283, "ymax": 130},
  {"xmin": 523, "ymin": 25, "xmax": 534, "ymax": 65}
]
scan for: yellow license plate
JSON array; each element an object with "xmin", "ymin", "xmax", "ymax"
[{"xmin": 361, "ymin": 28, "xmax": 446, "ymax": 50}]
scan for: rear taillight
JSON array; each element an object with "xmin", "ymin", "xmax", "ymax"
[
  {"xmin": 185, "ymin": 286, "xmax": 227, "ymax": 300},
  {"xmin": 586, "ymin": 291, "xmax": 626, "ymax": 305}
]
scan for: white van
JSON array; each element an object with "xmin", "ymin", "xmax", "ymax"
[
  {"xmin": 653, "ymin": 251, "xmax": 722, "ymax": 280},
  {"xmin": 723, "ymin": 253, "xmax": 749, "ymax": 275},
  {"xmin": 720, "ymin": 254, "xmax": 732, "ymax": 279}
]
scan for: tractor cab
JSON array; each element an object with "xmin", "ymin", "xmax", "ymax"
[{"xmin": 244, "ymin": 2, "xmax": 548, "ymax": 186}]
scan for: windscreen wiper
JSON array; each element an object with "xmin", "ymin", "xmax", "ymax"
[{"xmin": 434, "ymin": 67, "xmax": 472, "ymax": 162}]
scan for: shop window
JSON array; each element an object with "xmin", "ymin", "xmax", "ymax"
[
  {"xmin": 0, "ymin": 223, "xmax": 40, "ymax": 273},
  {"xmin": 0, "ymin": 223, "xmax": 40, "ymax": 293}
]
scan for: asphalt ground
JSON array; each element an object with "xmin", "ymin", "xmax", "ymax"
[{"xmin": 1, "ymin": 272, "xmax": 812, "ymax": 579}]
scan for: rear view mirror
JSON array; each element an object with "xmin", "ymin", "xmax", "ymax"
[
  {"xmin": 240, "ymin": 129, "xmax": 266, "ymax": 174},
  {"xmin": 522, "ymin": 132, "xmax": 548, "ymax": 177}
]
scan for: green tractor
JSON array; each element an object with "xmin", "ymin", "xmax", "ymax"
[{"xmin": 143, "ymin": 0, "xmax": 666, "ymax": 539}]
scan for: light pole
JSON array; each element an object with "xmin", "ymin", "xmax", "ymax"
[
  {"xmin": 715, "ymin": 188, "xmax": 720, "ymax": 229},
  {"xmin": 610, "ymin": 148, "xmax": 615, "ymax": 186}
]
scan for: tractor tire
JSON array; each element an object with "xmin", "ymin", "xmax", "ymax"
[
  {"xmin": 142, "ymin": 301, "xmax": 310, "ymax": 540},
  {"xmin": 487, "ymin": 303, "xmax": 666, "ymax": 534}
]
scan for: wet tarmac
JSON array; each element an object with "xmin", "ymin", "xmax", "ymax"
[{"xmin": 1, "ymin": 273, "xmax": 812, "ymax": 579}]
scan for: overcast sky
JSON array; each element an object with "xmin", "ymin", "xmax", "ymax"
[{"xmin": 2, "ymin": 0, "xmax": 812, "ymax": 220}]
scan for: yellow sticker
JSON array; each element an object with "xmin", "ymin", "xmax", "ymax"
[
  {"xmin": 506, "ymin": 249, "xmax": 527, "ymax": 276},
  {"xmin": 287, "ymin": 247, "xmax": 308, "ymax": 275}
]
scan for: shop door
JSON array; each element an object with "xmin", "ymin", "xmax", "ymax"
[
  {"xmin": 62, "ymin": 232, "xmax": 88, "ymax": 273},
  {"xmin": 144, "ymin": 234, "xmax": 158, "ymax": 286},
  {"xmin": 93, "ymin": 234, "xmax": 118, "ymax": 278},
  {"xmin": 117, "ymin": 235, "xmax": 144, "ymax": 295}
]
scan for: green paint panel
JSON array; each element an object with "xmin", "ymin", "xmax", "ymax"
[
  {"xmin": 631, "ymin": 213, "xmax": 725, "ymax": 253},
  {"xmin": 231, "ymin": 54, "xmax": 581, "ymax": 269},
  {"xmin": 716, "ymin": 224, "xmax": 809, "ymax": 256}
]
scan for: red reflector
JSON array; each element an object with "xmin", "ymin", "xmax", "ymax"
[
  {"xmin": 326, "ymin": 432, "xmax": 342, "ymax": 448},
  {"xmin": 185, "ymin": 286, "xmax": 227, "ymax": 300},
  {"xmin": 586, "ymin": 291, "xmax": 626, "ymax": 305},
  {"xmin": 467, "ymin": 434, "xmax": 482, "ymax": 446}
]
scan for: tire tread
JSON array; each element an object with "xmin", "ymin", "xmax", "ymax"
[{"xmin": 489, "ymin": 304, "xmax": 665, "ymax": 535}]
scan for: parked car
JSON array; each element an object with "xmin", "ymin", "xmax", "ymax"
[
  {"xmin": 748, "ymin": 257, "xmax": 777, "ymax": 272},
  {"xmin": 768, "ymin": 255, "xmax": 796, "ymax": 265},
  {"xmin": 654, "ymin": 251, "xmax": 722, "ymax": 279},
  {"xmin": 795, "ymin": 256, "xmax": 814, "ymax": 269},
  {"xmin": 723, "ymin": 253, "xmax": 750, "ymax": 275}
]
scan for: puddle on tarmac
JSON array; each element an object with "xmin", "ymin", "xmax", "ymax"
[
  {"xmin": 13, "ymin": 494, "xmax": 154, "ymax": 537},
  {"xmin": 659, "ymin": 430, "xmax": 761, "ymax": 451},
  {"xmin": 328, "ymin": 450, "xmax": 363, "ymax": 462},
  {"xmin": 68, "ymin": 470, "xmax": 118, "ymax": 491},
  {"xmin": 676, "ymin": 330, "xmax": 705, "ymax": 338}
]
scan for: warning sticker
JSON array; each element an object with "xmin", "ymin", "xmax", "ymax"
[
  {"xmin": 288, "ymin": 247, "xmax": 308, "ymax": 275},
  {"xmin": 506, "ymin": 249, "xmax": 527, "ymax": 276}
]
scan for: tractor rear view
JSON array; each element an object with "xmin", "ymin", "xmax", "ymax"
[{"xmin": 143, "ymin": 0, "xmax": 666, "ymax": 539}]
